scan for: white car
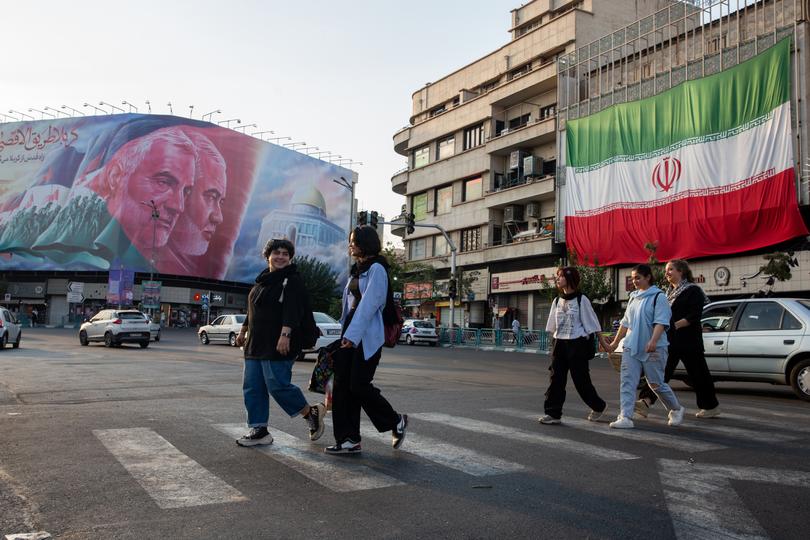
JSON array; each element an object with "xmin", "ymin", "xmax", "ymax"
[
  {"xmin": 304, "ymin": 312, "xmax": 342, "ymax": 355},
  {"xmin": 79, "ymin": 309, "xmax": 151, "ymax": 348},
  {"xmin": 0, "ymin": 308, "xmax": 22, "ymax": 349},
  {"xmin": 400, "ymin": 319, "xmax": 438, "ymax": 346},
  {"xmin": 140, "ymin": 313, "xmax": 161, "ymax": 342},
  {"xmin": 198, "ymin": 314, "xmax": 246, "ymax": 346}
]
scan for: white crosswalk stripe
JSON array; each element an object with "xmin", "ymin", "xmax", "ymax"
[
  {"xmin": 412, "ymin": 413, "xmax": 639, "ymax": 461},
  {"xmin": 94, "ymin": 428, "xmax": 247, "ymax": 509},
  {"xmin": 488, "ymin": 408, "xmax": 727, "ymax": 453},
  {"xmin": 680, "ymin": 421, "xmax": 800, "ymax": 443},
  {"xmin": 214, "ymin": 424, "xmax": 403, "ymax": 492}
]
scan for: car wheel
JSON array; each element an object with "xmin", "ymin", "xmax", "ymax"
[
  {"xmin": 406, "ymin": 335, "xmax": 413, "ymax": 345},
  {"xmin": 104, "ymin": 332, "xmax": 113, "ymax": 348},
  {"xmin": 155, "ymin": 331, "xmax": 160, "ymax": 342},
  {"xmin": 13, "ymin": 332, "xmax": 21, "ymax": 349},
  {"xmin": 79, "ymin": 331, "xmax": 89, "ymax": 346},
  {"xmin": 789, "ymin": 359, "xmax": 810, "ymax": 402},
  {"xmin": 139, "ymin": 341, "xmax": 149, "ymax": 349},
  {"xmin": 429, "ymin": 341, "xmax": 437, "ymax": 347},
  {"xmin": 200, "ymin": 332, "xmax": 209, "ymax": 345},
  {"xmin": 229, "ymin": 333, "xmax": 237, "ymax": 347},
  {"xmin": 0, "ymin": 333, "xmax": 6, "ymax": 349}
]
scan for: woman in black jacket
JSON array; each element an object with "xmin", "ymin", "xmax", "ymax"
[{"xmin": 636, "ymin": 259, "xmax": 720, "ymax": 418}]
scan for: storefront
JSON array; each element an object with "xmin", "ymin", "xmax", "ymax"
[{"xmin": 490, "ymin": 267, "xmax": 557, "ymax": 329}]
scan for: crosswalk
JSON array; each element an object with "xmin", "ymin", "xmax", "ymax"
[{"xmin": 93, "ymin": 403, "xmax": 809, "ymax": 511}]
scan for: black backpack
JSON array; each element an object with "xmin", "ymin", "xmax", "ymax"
[{"xmin": 279, "ymin": 277, "xmax": 320, "ymax": 349}]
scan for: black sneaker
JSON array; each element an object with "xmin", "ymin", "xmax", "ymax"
[
  {"xmin": 392, "ymin": 414, "xmax": 408, "ymax": 449},
  {"xmin": 306, "ymin": 403, "xmax": 326, "ymax": 441},
  {"xmin": 324, "ymin": 439, "xmax": 361, "ymax": 454},
  {"xmin": 236, "ymin": 426, "xmax": 273, "ymax": 447}
]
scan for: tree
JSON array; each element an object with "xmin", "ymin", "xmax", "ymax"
[
  {"xmin": 293, "ymin": 255, "xmax": 340, "ymax": 313},
  {"xmin": 382, "ymin": 242, "xmax": 407, "ymax": 293},
  {"xmin": 756, "ymin": 251, "xmax": 798, "ymax": 296},
  {"xmin": 643, "ymin": 242, "xmax": 668, "ymax": 289},
  {"xmin": 538, "ymin": 251, "xmax": 612, "ymax": 304}
]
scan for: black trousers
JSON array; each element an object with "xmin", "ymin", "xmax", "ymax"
[
  {"xmin": 638, "ymin": 344, "xmax": 719, "ymax": 410},
  {"xmin": 544, "ymin": 337, "xmax": 606, "ymax": 418},
  {"xmin": 331, "ymin": 343, "xmax": 400, "ymax": 444}
]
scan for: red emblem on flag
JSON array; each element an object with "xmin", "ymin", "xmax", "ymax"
[{"xmin": 651, "ymin": 156, "xmax": 682, "ymax": 192}]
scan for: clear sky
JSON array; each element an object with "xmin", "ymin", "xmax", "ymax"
[{"xmin": 2, "ymin": 0, "xmax": 522, "ymax": 244}]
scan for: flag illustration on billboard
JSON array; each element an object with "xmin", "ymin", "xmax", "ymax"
[{"xmin": 563, "ymin": 38, "xmax": 807, "ymax": 265}]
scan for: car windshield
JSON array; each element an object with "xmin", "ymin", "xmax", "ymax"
[
  {"xmin": 234, "ymin": 315, "xmax": 246, "ymax": 324},
  {"xmin": 798, "ymin": 300, "xmax": 810, "ymax": 313},
  {"xmin": 314, "ymin": 312, "xmax": 338, "ymax": 324},
  {"xmin": 413, "ymin": 321, "xmax": 435, "ymax": 328},
  {"xmin": 118, "ymin": 312, "xmax": 145, "ymax": 320}
]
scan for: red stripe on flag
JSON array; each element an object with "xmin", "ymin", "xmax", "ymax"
[{"xmin": 565, "ymin": 168, "xmax": 808, "ymax": 265}]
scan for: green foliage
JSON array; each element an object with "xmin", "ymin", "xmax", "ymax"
[
  {"xmin": 760, "ymin": 251, "xmax": 796, "ymax": 282},
  {"xmin": 382, "ymin": 242, "xmax": 408, "ymax": 293},
  {"xmin": 643, "ymin": 242, "xmax": 668, "ymax": 289},
  {"xmin": 293, "ymin": 255, "xmax": 340, "ymax": 313},
  {"xmin": 539, "ymin": 251, "xmax": 612, "ymax": 304}
]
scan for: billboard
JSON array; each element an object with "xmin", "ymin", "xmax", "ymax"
[{"xmin": 0, "ymin": 114, "xmax": 353, "ymax": 283}]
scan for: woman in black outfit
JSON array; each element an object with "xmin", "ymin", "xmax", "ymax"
[{"xmin": 636, "ymin": 259, "xmax": 720, "ymax": 418}]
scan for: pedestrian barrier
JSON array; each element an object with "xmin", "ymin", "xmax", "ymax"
[{"xmin": 437, "ymin": 327, "xmax": 552, "ymax": 353}]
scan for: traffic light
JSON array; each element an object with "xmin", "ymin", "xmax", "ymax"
[
  {"xmin": 357, "ymin": 211, "xmax": 368, "ymax": 226},
  {"xmin": 405, "ymin": 212, "xmax": 415, "ymax": 234},
  {"xmin": 448, "ymin": 277, "xmax": 457, "ymax": 299},
  {"xmin": 370, "ymin": 211, "xmax": 379, "ymax": 228}
]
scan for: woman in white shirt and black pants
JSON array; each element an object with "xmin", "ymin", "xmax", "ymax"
[{"xmin": 540, "ymin": 267, "xmax": 608, "ymax": 425}]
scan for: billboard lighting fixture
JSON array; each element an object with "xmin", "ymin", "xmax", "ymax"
[
  {"xmin": 267, "ymin": 136, "xmax": 291, "ymax": 144},
  {"xmin": 300, "ymin": 147, "xmax": 319, "ymax": 154},
  {"xmin": 83, "ymin": 103, "xmax": 106, "ymax": 115},
  {"xmin": 188, "ymin": 104, "xmax": 194, "ymax": 117},
  {"xmin": 122, "ymin": 101, "xmax": 139, "ymax": 113},
  {"xmin": 283, "ymin": 141, "xmax": 306, "ymax": 149},
  {"xmin": 167, "ymin": 102, "xmax": 173, "ymax": 114},
  {"xmin": 145, "ymin": 100, "xmax": 152, "ymax": 113},
  {"xmin": 252, "ymin": 130, "xmax": 274, "ymax": 138},
  {"xmin": 45, "ymin": 106, "xmax": 69, "ymax": 118},
  {"xmin": 313, "ymin": 151, "xmax": 332, "ymax": 158},
  {"xmin": 234, "ymin": 123, "xmax": 257, "ymax": 133},
  {"xmin": 61, "ymin": 105, "xmax": 83, "ymax": 116},
  {"xmin": 28, "ymin": 107, "xmax": 54, "ymax": 119},
  {"xmin": 0, "ymin": 113, "xmax": 15, "ymax": 122},
  {"xmin": 9, "ymin": 109, "xmax": 34, "ymax": 120},
  {"xmin": 202, "ymin": 109, "xmax": 221, "ymax": 122},
  {"xmin": 217, "ymin": 118, "xmax": 241, "ymax": 128},
  {"xmin": 100, "ymin": 101, "xmax": 125, "ymax": 114}
]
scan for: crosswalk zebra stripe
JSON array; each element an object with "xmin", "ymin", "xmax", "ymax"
[
  {"xmin": 214, "ymin": 424, "xmax": 403, "ymax": 492},
  {"xmin": 681, "ymin": 422, "xmax": 800, "ymax": 443},
  {"xmin": 94, "ymin": 428, "xmax": 247, "ymax": 509},
  {"xmin": 356, "ymin": 424, "xmax": 527, "ymax": 476},
  {"xmin": 711, "ymin": 412, "xmax": 810, "ymax": 434},
  {"xmin": 488, "ymin": 408, "xmax": 727, "ymax": 453},
  {"xmin": 412, "ymin": 413, "xmax": 639, "ymax": 461},
  {"xmin": 721, "ymin": 404, "xmax": 810, "ymax": 423}
]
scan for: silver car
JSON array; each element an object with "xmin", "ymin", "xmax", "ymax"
[
  {"xmin": 79, "ymin": 309, "xmax": 151, "ymax": 348},
  {"xmin": 198, "ymin": 314, "xmax": 246, "ymax": 346},
  {"xmin": 400, "ymin": 319, "xmax": 438, "ymax": 346},
  {"xmin": 0, "ymin": 308, "xmax": 22, "ymax": 349},
  {"xmin": 673, "ymin": 298, "xmax": 810, "ymax": 401}
]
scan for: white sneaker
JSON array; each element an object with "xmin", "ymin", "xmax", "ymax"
[
  {"xmin": 668, "ymin": 406, "xmax": 686, "ymax": 426},
  {"xmin": 587, "ymin": 406, "xmax": 608, "ymax": 422},
  {"xmin": 696, "ymin": 407, "xmax": 721, "ymax": 418},
  {"xmin": 609, "ymin": 416, "xmax": 634, "ymax": 429}
]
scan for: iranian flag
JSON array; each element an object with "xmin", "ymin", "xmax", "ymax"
[{"xmin": 563, "ymin": 38, "xmax": 807, "ymax": 265}]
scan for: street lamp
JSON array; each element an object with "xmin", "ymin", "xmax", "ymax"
[
  {"xmin": 61, "ymin": 105, "xmax": 83, "ymax": 116},
  {"xmin": 99, "ymin": 101, "xmax": 125, "ymax": 114},
  {"xmin": 29, "ymin": 107, "xmax": 54, "ymax": 119},
  {"xmin": 140, "ymin": 199, "xmax": 160, "ymax": 284},
  {"xmin": 9, "ymin": 109, "xmax": 34, "ymax": 120},
  {"xmin": 83, "ymin": 103, "xmax": 106, "ymax": 115},
  {"xmin": 217, "ymin": 118, "xmax": 241, "ymax": 128},
  {"xmin": 122, "ymin": 100, "xmax": 139, "ymax": 113},
  {"xmin": 45, "ymin": 106, "xmax": 69, "ymax": 118},
  {"xmin": 234, "ymin": 123, "xmax": 257, "ymax": 133},
  {"xmin": 202, "ymin": 109, "xmax": 221, "ymax": 122}
]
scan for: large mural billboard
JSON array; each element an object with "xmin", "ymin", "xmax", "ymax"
[{"xmin": 0, "ymin": 114, "xmax": 353, "ymax": 283}]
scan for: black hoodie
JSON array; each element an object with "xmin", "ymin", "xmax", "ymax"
[{"xmin": 242, "ymin": 263, "xmax": 308, "ymax": 360}]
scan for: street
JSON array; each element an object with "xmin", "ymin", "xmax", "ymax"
[{"xmin": 1, "ymin": 328, "xmax": 809, "ymax": 539}]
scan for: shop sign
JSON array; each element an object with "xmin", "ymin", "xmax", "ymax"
[
  {"xmin": 490, "ymin": 267, "xmax": 557, "ymax": 293},
  {"xmin": 404, "ymin": 281, "xmax": 433, "ymax": 300}
]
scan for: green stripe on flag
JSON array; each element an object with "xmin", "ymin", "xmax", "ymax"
[{"xmin": 567, "ymin": 37, "xmax": 791, "ymax": 168}]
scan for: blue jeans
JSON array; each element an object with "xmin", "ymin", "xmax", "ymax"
[
  {"xmin": 619, "ymin": 350, "xmax": 681, "ymax": 419},
  {"xmin": 243, "ymin": 358, "xmax": 308, "ymax": 427}
]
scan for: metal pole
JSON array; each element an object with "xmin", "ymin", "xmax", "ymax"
[{"xmin": 207, "ymin": 290, "xmax": 211, "ymax": 325}]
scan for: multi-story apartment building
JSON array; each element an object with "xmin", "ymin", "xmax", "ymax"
[{"xmin": 391, "ymin": 0, "xmax": 675, "ymax": 329}]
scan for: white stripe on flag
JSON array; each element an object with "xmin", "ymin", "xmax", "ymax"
[
  {"xmin": 214, "ymin": 424, "xmax": 403, "ymax": 492},
  {"xmin": 94, "ymin": 428, "xmax": 247, "ymax": 509},
  {"xmin": 412, "ymin": 413, "xmax": 639, "ymax": 461},
  {"xmin": 488, "ymin": 408, "xmax": 726, "ymax": 453}
]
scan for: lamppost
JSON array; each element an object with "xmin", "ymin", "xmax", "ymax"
[
  {"xmin": 99, "ymin": 101, "xmax": 125, "ymax": 114},
  {"xmin": 45, "ymin": 106, "xmax": 69, "ymax": 118},
  {"xmin": 29, "ymin": 107, "xmax": 54, "ymax": 119},
  {"xmin": 140, "ymin": 200, "xmax": 160, "ymax": 316},
  {"xmin": 202, "ymin": 109, "xmax": 221, "ymax": 122},
  {"xmin": 217, "ymin": 118, "xmax": 241, "ymax": 128},
  {"xmin": 9, "ymin": 109, "xmax": 34, "ymax": 120},
  {"xmin": 83, "ymin": 103, "xmax": 106, "ymax": 115},
  {"xmin": 122, "ymin": 100, "xmax": 139, "ymax": 113}
]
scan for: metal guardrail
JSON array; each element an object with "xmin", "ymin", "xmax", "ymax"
[{"xmin": 437, "ymin": 327, "xmax": 553, "ymax": 352}]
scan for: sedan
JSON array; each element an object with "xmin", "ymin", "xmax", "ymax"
[
  {"xmin": 301, "ymin": 312, "xmax": 342, "ymax": 357},
  {"xmin": 0, "ymin": 308, "xmax": 22, "ymax": 349},
  {"xmin": 198, "ymin": 314, "xmax": 246, "ymax": 346},
  {"xmin": 400, "ymin": 319, "xmax": 438, "ymax": 346}
]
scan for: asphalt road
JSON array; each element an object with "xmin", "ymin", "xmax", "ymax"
[{"xmin": 1, "ymin": 328, "xmax": 808, "ymax": 539}]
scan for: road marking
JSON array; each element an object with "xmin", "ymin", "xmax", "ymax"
[
  {"xmin": 214, "ymin": 424, "xmax": 403, "ymax": 492},
  {"xmin": 94, "ymin": 428, "xmax": 246, "ymax": 509},
  {"xmin": 356, "ymin": 424, "xmax": 527, "ymax": 476},
  {"xmin": 659, "ymin": 459, "xmax": 810, "ymax": 540},
  {"xmin": 412, "ymin": 413, "xmax": 639, "ymax": 461},
  {"xmin": 682, "ymin": 422, "xmax": 800, "ymax": 443},
  {"xmin": 715, "ymin": 412, "xmax": 810, "ymax": 434},
  {"xmin": 488, "ymin": 408, "xmax": 727, "ymax": 453}
]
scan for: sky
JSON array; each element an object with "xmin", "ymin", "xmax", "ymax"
[{"xmin": 2, "ymin": 0, "xmax": 523, "ymax": 245}]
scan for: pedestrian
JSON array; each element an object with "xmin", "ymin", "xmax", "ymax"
[
  {"xmin": 606, "ymin": 264, "xmax": 685, "ymax": 429},
  {"xmin": 326, "ymin": 225, "xmax": 407, "ymax": 455},
  {"xmin": 233, "ymin": 238, "xmax": 325, "ymax": 447},
  {"xmin": 539, "ymin": 267, "xmax": 608, "ymax": 425},
  {"xmin": 511, "ymin": 318, "xmax": 520, "ymax": 335},
  {"xmin": 31, "ymin": 308, "xmax": 38, "ymax": 327},
  {"xmin": 636, "ymin": 259, "xmax": 719, "ymax": 418}
]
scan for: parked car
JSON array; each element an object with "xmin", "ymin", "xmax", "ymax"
[
  {"xmin": 0, "ymin": 308, "xmax": 22, "ymax": 349},
  {"xmin": 669, "ymin": 298, "xmax": 810, "ymax": 401},
  {"xmin": 140, "ymin": 313, "xmax": 161, "ymax": 342},
  {"xmin": 301, "ymin": 312, "xmax": 342, "ymax": 357},
  {"xmin": 198, "ymin": 314, "xmax": 246, "ymax": 346},
  {"xmin": 400, "ymin": 319, "xmax": 438, "ymax": 346},
  {"xmin": 79, "ymin": 309, "xmax": 150, "ymax": 348}
]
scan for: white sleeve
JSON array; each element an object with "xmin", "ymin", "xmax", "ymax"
[
  {"xmin": 545, "ymin": 298, "xmax": 557, "ymax": 333},
  {"xmin": 580, "ymin": 296, "xmax": 602, "ymax": 334}
]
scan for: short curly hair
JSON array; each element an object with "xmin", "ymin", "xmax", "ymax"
[{"xmin": 262, "ymin": 238, "xmax": 295, "ymax": 259}]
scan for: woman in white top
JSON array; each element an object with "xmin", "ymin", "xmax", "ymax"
[{"xmin": 540, "ymin": 267, "xmax": 608, "ymax": 425}]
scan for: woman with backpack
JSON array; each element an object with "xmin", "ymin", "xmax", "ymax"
[
  {"xmin": 539, "ymin": 267, "xmax": 609, "ymax": 425},
  {"xmin": 325, "ymin": 225, "xmax": 407, "ymax": 455}
]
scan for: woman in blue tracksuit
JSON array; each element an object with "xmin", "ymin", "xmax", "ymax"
[
  {"xmin": 325, "ymin": 225, "xmax": 407, "ymax": 455},
  {"xmin": 606, "ymin": 264, "xmax": 685, "ymax": 429}
]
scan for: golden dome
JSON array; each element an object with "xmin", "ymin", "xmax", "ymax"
[{"xmin": 291, "ymin": 185, "xmax": 326, "ymax": 211}]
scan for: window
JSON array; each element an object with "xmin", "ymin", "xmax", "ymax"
[
  {"xmin": 539, "ymin": 104, "xmax": 556, "ymax": 120},
  {"xmin": 463, "ymin": 124, "xmax": 484, "ymax": 150},
  {"xmin": 437, "ymin": 136, "xmax": 455, "ymax": 160},
  {"xmin": 409, "ymin": 238, "xmax": 426, "ymax": 259},
  {"xmin": 463, "ymin": 177, "xmax": 483, "ymax": 201},
  {"xmin": 700, "ymin": 304, "xmax": 738, "ymax": 332},
  {"xmin": 460, "ymin": 227, "xmax": 481, "ymax": 252},
  {"xmin": 737, "ymin": 302, "xmax": 783, "ymax": 331},
  {"xmin": 508, "ymin": 63, "xmax": 531, "ymax": 80},
  {"xmin": 783, "ymin": 310, "xmax": 802, "ymax": 330},
  {"xmin": 435, "ymin": 186, "xmax": 452, "ymax": 215},
  {"xmin": 433, "ymin": 234, "xmax": 449, "ymax": 257},
  {"xmin": 413, "ymin": 146, "xmax": 429, "ymax": 168},
  {"xmin": 508, "ymin": 113, "xmax": 531, "ymax": 131},
  {"xmin": 412, "ymin": 193, "xmax": 428, "ymax": 221}
]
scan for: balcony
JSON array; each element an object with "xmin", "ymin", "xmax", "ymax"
[
  {"xmin": 393, "ymin": 126, "xmax": 410, "ymax": 156},
  {"xmin": 487, "ymin": 116, "xmax": 556, "ymax": 155},
  {"xmin": 391, "ymin": 167, "xmax": 408, "ymax": 195},
  {"xmin": 485, "ymin": 174, "xmax": 555, "ymax": 208},
  {"xmin": 483, "ymin": 234, "xmax": 556, "ymax": 262}
]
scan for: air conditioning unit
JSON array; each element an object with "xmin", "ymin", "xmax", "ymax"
[
  {"xmin": 526, "ymin": 202, "xmax": 540, "ymax": 218},
  {"xmin": 528, "ymin": 219, "xmax": 540, "ymax": 232},
  {"xmin": 503, "ymin": 204, "xmax": 525, "ymax": 222},
  {"xmin": 509, "ymin": 150, "xmax": 528, "ymax": 169},
  {"xmin": 500, "ymin": 127, "xmax": 511, "ymax": 136},
  {"xmin": 523, "ymin": 155, "xmax": 544, "ymax": 176}
]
